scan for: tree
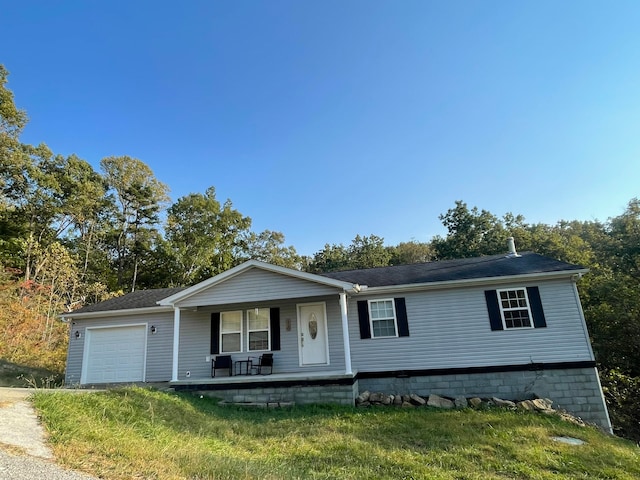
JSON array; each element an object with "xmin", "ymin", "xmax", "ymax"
[
  {"xmin": 606, "ymin": 198, "xmax": 640, "ymax": 281},
  {"xmin": 347, "ymin": 234, "xmax": 391, "ymax": 270},
  {"xmin": 241, "ymin": 230, "xmax": 301, "ymax": 269},
  {"xmin": 432, "ymin": 201, "xmax": 509, "ymax": 260},
  {"xmin": 305, "ymin": 243, "xmax": 350, "ymax": 273},
  {"xmin": 0, "ymin": 65, "xmax": 26, "ymax": 137},
  {"xmin": 164, "ymin": 187, "xmax": 251, "ymax": 285},
  {"xmin": 306, "ymin": 235, "xmax": 391, "ymax": 273},
  {"xmin": 100, "ymin": 156, "xmax": 169, "ymax": 291},
  {"xmin": 389, "ymin": 240, "xmax": 434, "ymax": 265},
  {"xmin": 0, "ymin": 64, "xmax": 28, "ymax": 195},
  {"xmin": 581, "ymin": 199, "xmax": 640, "ymax": 377},
  {"xmin": 0, "ymin": 65, "xmax": 29, "ymax": 265},
  {"xmin": 52, "ymin": 154, "xmax": 110, "ymax": 297}
]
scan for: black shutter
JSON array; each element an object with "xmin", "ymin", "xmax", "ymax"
[
  {"xmin": 485, "ymin": 290, "xmax": 504, "ymax": 331},
  {"xmin": 394, "ymin": 298, "xmax": 410, "ymax": 337},
  {"xmin": 211, "ymin": 312, "xmax": 220, "ymax": 354},
  {"xmin": 357, "ymin": 300, "xmax": 371, "ymax": 339},
  {"xmin": 527, "ymin": 286, "xmax": 547, "ymax": 328},
  {"xmin": 270, "ymin": 307, "xmax": 281, "ymax": 350}
]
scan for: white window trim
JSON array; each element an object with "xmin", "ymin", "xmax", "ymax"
[
  {"xmin": 246, "ymin": 307, "xmax": 271, "ymax": 352},
  {"xmin": 497, "ymin": 288, "xmax": 534, "ymax": 330},
  {"xmin": 220, "ymin": 310, "xmax": 243, "ymax": 353},
  {"xmin": 368, "ymin": 298, "xmax": 399, "ymax": 339}
]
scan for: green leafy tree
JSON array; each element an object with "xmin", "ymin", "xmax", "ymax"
[
  {"xmin": 305, "ymin": 243, "xmax": 350, "ymax": 273},
  {"xmin": 306, "ymin": 235, "xmax": 391, "ymax": 273},
  {"xmin": 164, "ymin": 186, "xmax": 251, "ymax": 285},
  {"xmin": 432, "ymin": 201, "xmax": 510, "ymax": 260},
  {"xmin": 347, "ymin": 234, "xmax": 391, "ymax": 270},
  {"xmin": 0, "ymin": 64, "xmax": 28, "ymax": 197},
  {"xmin": 389, "ymin": 240, "xmax": 434, "ymax": 265},
  {"xmin": 100, "ymin": 156, "xmax": 170, "ymax": 291},
  {"xmin": 241, "ymin": 230, "xmax": 301, "ymax": 269},
  {"xmin": 582, "ymin": 199, "xmax": 640, "ymax": 377}
]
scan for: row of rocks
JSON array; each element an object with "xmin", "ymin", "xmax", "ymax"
[{"xmin": 355, "ymin": 391, "xmax": 586, "ymax": 426}]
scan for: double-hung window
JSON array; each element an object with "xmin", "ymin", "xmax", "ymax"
[
  {"xmin": 247, "ymin": 308, "xmax": 270, "ymax": 351},
  {"xmin": 220, "ymin": 311, "xmax": 242, "ymax": 353},
  {"xmin": 368, "ymin": 299, "xmax": 398, "ymax": 338},
  {"xmin": 498, "ymin": 288, "xmax": 532, "ymax": 329}
]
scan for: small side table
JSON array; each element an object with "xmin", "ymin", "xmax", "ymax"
[{"xmin": 234, "ymin": 359, "xmax": 252, "ymax": 376}]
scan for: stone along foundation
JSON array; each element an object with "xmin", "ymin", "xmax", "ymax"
[{"xmin": 357, "ymin": 366, "xmax": 611, "ymax": 431}]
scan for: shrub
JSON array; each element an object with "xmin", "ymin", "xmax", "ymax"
[{"xmin": 601, "ymin": 368, "xmax": 640, "ymax": 443}]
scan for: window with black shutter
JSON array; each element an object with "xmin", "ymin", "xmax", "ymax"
[
  {"xmin": 485, "ymin": 287, "xmax": 547, "ymax": 330},
  {"xmin": 357, "ymin": 297, "xmax": 410, "ymax": 339}
]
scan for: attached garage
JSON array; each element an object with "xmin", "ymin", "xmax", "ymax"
[{"xmin": 82, "ymin": 325, "xmax": 147, "ymax": 384}]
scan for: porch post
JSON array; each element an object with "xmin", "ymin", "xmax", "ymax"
[
  {"xmin": 339, "ymin": 292, "xmax": 353, "ymax": 375},
  {"xmin": 171, "ymin": 307, "xmax": 181, "ymax": 382}
]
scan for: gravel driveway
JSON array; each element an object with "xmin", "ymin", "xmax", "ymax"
[{"xmin": 0, "ymin": 388, "xmax": 99, "ymax": 480}]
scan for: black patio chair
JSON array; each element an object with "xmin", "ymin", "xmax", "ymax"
[
  {"xmin": 211, "ymin": 355, "xmax": 232, "ymax": 377},
  {"xmin": 250, "ymin": 353, "xmax": 273, "ymax": 375}
]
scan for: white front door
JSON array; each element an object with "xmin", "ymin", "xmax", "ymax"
[{"xmin": 297, "ymin": 302, "xmax": 329, "ymax": 366}]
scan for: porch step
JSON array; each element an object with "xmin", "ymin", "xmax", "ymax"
[{"xmin": 218, "ymin": 401, "xmax": 295, "ymax": 409}]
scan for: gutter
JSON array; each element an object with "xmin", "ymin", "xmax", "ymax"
[
  {"xmin": 351, "ymin": 269, "xmax": 589, "ymax": 296},
  {"xmin": 60, "ymin": 305, "xmax": 174, "ymax": 321}
]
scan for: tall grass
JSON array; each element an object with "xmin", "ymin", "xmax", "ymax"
[{"xmin": 33, "ymin": 387, "xmax": 639, "ymax": 480}]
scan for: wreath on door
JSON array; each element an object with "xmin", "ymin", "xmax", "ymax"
[{"xmin": 308, "ymin": 313, "xmax": 318, "ymax": 340}]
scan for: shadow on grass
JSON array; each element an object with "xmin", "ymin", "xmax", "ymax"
[{"xmin": 0, "ymin": 359, "xmax": 63, "ymax": 387}]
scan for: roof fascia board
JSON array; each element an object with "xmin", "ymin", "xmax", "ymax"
[
  {"xmin": 61, "ymin": 305, "xmax": 174, "ymax": 320},
  {"xmin": 158, "ymin": 260, "xmax": 354, "ymax": 306},
  {"xmin": 357, "ymin": 269, "xmax": 588, "ymax": 296}
]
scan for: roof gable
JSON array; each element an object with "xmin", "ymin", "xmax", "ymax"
[{"xmin": 158, "ymin": 260, "xmax": 355, "ymax": 306}]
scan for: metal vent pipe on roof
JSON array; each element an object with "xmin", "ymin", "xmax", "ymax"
[{"xmin": 507, "ymin": 237, "xmax": 520, "ymax": 257}]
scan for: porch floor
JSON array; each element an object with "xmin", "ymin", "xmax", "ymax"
[{"xmin": 170, "ymin": 369, "xmax": 357, "ymax": 388}]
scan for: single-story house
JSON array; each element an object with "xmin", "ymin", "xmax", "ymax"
[{"xmin": 62, "ymin": 246, "xmax": 612, "ymax": 431}]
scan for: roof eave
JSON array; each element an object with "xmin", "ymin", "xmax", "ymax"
[
  {"xmin": 355, "ymin": 269, "xmax": 588, "ymax": 296},
  {"xmin": 61, "ymin": 305, "xmax": 174, "ymax": 320}
]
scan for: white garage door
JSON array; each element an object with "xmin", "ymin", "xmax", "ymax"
[{"xmin": 84, "ymin": 325, "xmax": 146, "ymax": 383}]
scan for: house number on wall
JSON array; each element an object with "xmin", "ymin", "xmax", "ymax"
[{"xmin": 308, "ymin": 313, "xmax": 318, "ymax": 340}]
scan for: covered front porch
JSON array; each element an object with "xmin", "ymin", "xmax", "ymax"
[{"xmin": 157, "ymin": 261, "xmax": 361, "ymax": 385}]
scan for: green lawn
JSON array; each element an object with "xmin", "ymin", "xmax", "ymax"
[{"xmin": 33, "ymin": 387, "xmax": 639, "ymax": 480}]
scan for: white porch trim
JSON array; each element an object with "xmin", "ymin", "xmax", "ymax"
[
  {"xmin": 172, "ymin": 307, "xmax": 181, "ymax": 382},
  {"xmin": 339, "ymin": 292, "xmax": 353, "ymax": 375}
]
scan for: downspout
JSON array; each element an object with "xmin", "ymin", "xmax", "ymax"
[
  {"xmin": 172, "ymin": 306, "xmax": 181, "ymax": 382},
  {"xmin": 339, "ymin": 292, "xmax": 353, "ymax": 375}
]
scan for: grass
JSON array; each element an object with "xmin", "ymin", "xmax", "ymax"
[
  {"xmin": 0, "ymin": 359, "xmax": 63, "ymax": 388},
  {"xmin": 32, "ymin": 386, "xmax": 640, "ymax": 480}
]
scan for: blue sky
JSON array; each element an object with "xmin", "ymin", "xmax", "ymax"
[{"xmin": 4, "ymin": 1, "xmax": 640, "ymax": 256}]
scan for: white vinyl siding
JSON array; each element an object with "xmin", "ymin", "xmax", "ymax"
[
  {"xmin": 175, "ymin": 268, "xmax": 341, "ymax": 308},
  {"xmin": 349, "ymin": 279, "xmax": 594, "ymax": 373},
  {"xmin": 65, "ymin": 311, "xmax": 174, "ymax": 385}
]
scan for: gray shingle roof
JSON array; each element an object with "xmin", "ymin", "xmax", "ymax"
[
  {"xmin": 68, "ymin": 287, "xmax": 186, "ymax": 314},
  {"xmin": 66, "ymin": 252, "xmax": 583, "ymax": 315},
  {"xmin": 320, "ymin": 252, "xmax": 584, "ymax": 287}
]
